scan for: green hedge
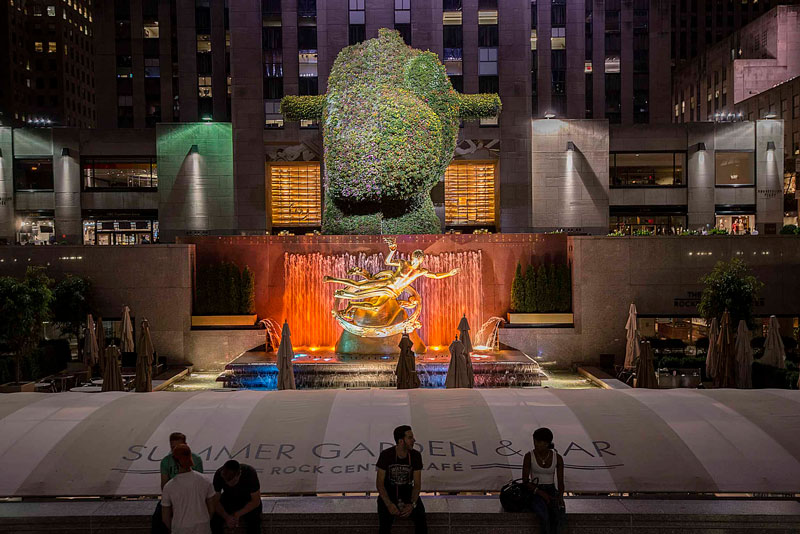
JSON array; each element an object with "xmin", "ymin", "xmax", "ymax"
[
  {"xmin": 780, "ymin": 224, "xmax": 799, "ymax": 235},
  {"xmin": 195, "ymin": 262, "xmax": 256, "ymax": 315},
  {"xmin": 510, "ymin": 260, "xmax": 571, "ymax": 313}
]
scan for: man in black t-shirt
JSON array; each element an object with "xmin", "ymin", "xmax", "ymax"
[
  {"xmin": 210, "ymin": 460, "xmax": 262, "ymax": 534},
  {"xmin": 375, "ymin": 425, "xmax": 427, "ymax": 534}
]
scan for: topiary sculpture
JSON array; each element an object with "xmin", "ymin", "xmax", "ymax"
[{"xmin": 281, "ymin": 29, "xmax": 501, "ymax": 234}]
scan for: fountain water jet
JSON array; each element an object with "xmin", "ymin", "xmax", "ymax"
[
  {"xmin": 283, "ymin": 250, "xmax": 483, "ymax": 350},
  {"xmin": 473, "ymin": 317, "xmax": 506, "ymax": 352}
]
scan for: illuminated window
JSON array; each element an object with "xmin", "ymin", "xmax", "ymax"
[
  {"xmin": 143, "ymin": 21, "xmax": 159, "ymax": 38},
  {"xmin": 35, "ymin": 41, "xmax": 44, "ymax": 52},
  {"xmin": 269, "ymin": 163, "xmax": 322, "ymax": 226},
  {"xmin": 445, "ymin": 161, "xmax": 497, "ymax": 226},
  {"xmin": 48, "ymin": 42, "xmax": 57, "ymax": 53},
  {"xmin": 198, "ymin": 76, "xmax": 212, "ymax": 97},
  {"xmin": 47, "ymin": 5, "xmax": 56, "ymax": 16}
]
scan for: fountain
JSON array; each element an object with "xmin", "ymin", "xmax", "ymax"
[
  {"xmin": 257, "ymin": 318, "xmax": 282, "ymax": 352},
  {"xmin": 473, "ymin": 316, "xmax": 506, "ymax": 352}
]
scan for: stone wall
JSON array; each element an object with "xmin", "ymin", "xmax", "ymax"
[{"xmin": 0, "ymin": 245, "xmax": 194, "ymax": 363}]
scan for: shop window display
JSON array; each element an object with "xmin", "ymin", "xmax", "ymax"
[
  {"xmin": 83, "ymin": 219, "xmax": 159, "ymax": 245},
  {"xmin": 17, "ymin": 216, "xmax": 55, "ymax": 245}
]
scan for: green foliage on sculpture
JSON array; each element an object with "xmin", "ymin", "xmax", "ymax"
[
  {"xmin": 281, "ymin": 28, "xmax": 501, "ymax": 234},
  {"xmin": 280, "ymin": 95, "xmax": 325, "ymax": 121},
  {"xmin": 458, "ymin": 93, "xmax": 503, "ymax": 121}
]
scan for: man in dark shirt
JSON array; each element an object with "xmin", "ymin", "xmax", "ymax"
[
  {"xmin": 210, "ymin": 460, "xmax": 262, "ymax": 534},
  {"xmin": 375, "ymin": 425, "xmax": 427, "ymax": 534}
]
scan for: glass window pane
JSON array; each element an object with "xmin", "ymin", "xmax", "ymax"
[
  {"xmin": 612, "ymin": 153, "xmax": 681, "ymax": 186},
  {"xmin": 14, "ymin": 159, "xmax": 54, "ymax": 190},
  {"xmin": 715, "ymin": 152, "xmax": 754, "ymax": 185},
  {"xmin": 445, "ymin": 162, "xmax": 497, "ymax": 225},
  {"xmin": 270, "ymin": 163, "xmax": 322, "ymax": 226},
  {"xmin": 82, "ymin": 159, "xmax": 157, "ymax": 188}
]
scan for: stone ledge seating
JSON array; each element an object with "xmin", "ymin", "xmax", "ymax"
[{"xmin": 1, "ymin": 496, "xmax": 799, "ymax": 533}]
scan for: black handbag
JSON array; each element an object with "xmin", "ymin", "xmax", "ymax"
[{"xmin": 500, "ymin": 477, "xmax": 536, "ymax": 512}]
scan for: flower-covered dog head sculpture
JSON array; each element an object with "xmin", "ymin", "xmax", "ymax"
[{"xmin": 281, "ymin": 29, "xmax": 501, "ymax": 234}]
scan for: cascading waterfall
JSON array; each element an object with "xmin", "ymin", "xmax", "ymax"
[
  {"xmin": 473, "ymin": 317, "xmax": 506, "ymax": 351},
  {"xmin": 283, "ymin": 250, "xmax": 484, "ymax": 349}
]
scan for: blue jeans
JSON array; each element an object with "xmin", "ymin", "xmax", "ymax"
[{"xmin": 529, "ymin": 484, "xmax": 561, "ymax": 534}]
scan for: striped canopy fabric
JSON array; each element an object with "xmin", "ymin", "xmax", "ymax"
[{"xmin": 0, "ymin": 389, "xmax": 798, "ymax": 497}]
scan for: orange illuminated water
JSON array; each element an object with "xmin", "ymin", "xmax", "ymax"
[{"xmin": 283, "ymin": 250, "xmax": 484, "ymax": 349}]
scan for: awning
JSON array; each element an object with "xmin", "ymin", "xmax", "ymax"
[{"xmin": 0, "ymin": 389, "xmax": 798, "ymax": 497}]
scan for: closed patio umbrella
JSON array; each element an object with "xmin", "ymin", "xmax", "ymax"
[
  {"xmin": 120, "ymin": 306, "xmax": 135, "ymax": 353},
  {"xmin": 96, "ymin": 317, "xmax": 107, "ymax": 376},
  {"xmin": 134, "ymin": 319, "xmax": 154, "ymax": 392},
  {"xmin": 276, "ymin": 320, "xmax": 296, "ymax": 390},
  {"xmin": 624, "ymin": 303, "xmax": 640, "ymax": 369},
  {"xmin": 634, "ymin": 340, "xmax": 658, "ymax": 389},
  {"xmin": 396, "ymin": 332, "xmax": 420, "ymax": 390},
  {"xmin": 82, "ymin": 314, "xmax": 99, "ymax": 368},
  {"xmin": 445, "ymin": 337, "xmax": 470, "ymax": 388},
  {"xmin": 762, "ymin": 315, "xmax": 786, "ymax": 369},
  {"xmin": 457, "ymin": 315, "xmax": 475, "ymax": 388},
  {"xmin": 713, "ymin": 310, "xmax": 736, "ymax": 388},
  {"xmin": 734, "ymin": 319, "xmax": 753, "ymax": 389},
  {"xmin": 704, "ymin": 317, "xmax": 719, "ymax": 379},
  {"xmin": 101, "ymin": 345, "xmax": 125, "ymax": 392}
]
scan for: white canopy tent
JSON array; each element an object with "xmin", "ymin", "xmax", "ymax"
[{"xmin": 0, "ymin": 389, "xmax": 798, "ymax": 497}]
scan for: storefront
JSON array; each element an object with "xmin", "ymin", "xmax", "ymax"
[
  {"xmin": 609, "ymin": 206, "xmax": 687, "ymax": 235},
  {"xmin": 16, "ymin": 211, "xmax": 56, "ymax": 245},
  {"xmin": 715, "ymin": 205, "xmax": 756, "ymax": 235},
  {"xmin": 82, "ymin": 210, "xmax": 159, "ymax": 245}
]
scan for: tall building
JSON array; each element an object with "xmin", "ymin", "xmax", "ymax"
[
  {"xmin": 669, "ymin": 0, "xmax": 800, "ymax": 67},
  {"xmin": 0, "ymin": 0, "xmax": 95, "ymax": 128}
]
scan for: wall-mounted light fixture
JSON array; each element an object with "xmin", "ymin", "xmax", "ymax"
[
  {"xmin": 764, "ymin": 113, "xmax": 777, "ymax": 120},
  {"xmin": 189, "ymin": 144, "xmax": 199, "ymax": 154},
  {"xmin": 201, "ymin": 115, "xmax": 213, "ymax": 122},
  {"xmin": 61, "ymin": 148, "xmax": 70, "ymax": 157},
  {"xmin": 566, "ymin": 141, "xmax": 575, "ymax": 152},
  {"xmin": 766, "ymin": 141, "xmax": 776, "ymax": 151},
  {"xmin": 543, "ymin": 112, "xmax": 556, "ymax": 119},
  {"xmin": 697, "ymin": 142, "xmax": 706, "ymax": 151}
]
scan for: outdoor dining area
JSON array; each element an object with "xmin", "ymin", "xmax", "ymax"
[
  {"xmin": 34, "ymin": 306, "xmax": 158, "ymax": 393},
  {"xmin": 621, "ymin": 303, "xmax": 796, "ymax": 389}
]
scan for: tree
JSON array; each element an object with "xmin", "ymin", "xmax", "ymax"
[
  {"xmin": 51, "ymin": 275, "xmax": 92, "ymax": 360},
  {"xmin": 524, "ymin": 264, "xmax": 537, "ymax": 313},
  {"xmin": 534, "ymin": 265, "xmax": 548, "ymax": 312},
  {"xmin": 0, "ymin": 267, "xmax": 53, "ymax": 384},
  {"xmin": 238, "ymin": 266, "xmax": 255, "ymax": 315},
  {"xmin": 510, "ymin": 262, "xmax": 524, "ymax": 313},
  {"xmin": 698, "ymin": 258, "xmax": 764, "ymax": 328}
]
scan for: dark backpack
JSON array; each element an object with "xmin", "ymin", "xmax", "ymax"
[{"xmin": 499, "ymin": 477, "xmax": 536, "ymax": 512}]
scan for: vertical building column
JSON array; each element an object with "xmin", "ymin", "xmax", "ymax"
[
  {"xmin": 211, "ymin": 0, "xmax": 227, "ymax": 121},
  {"xmin": 52, "ymin": 129, "xmax": 81, "ymax": 244},
  {"xmin": 498, "ymin": 0, "xmax": 533, "ymax": 232},
  {"xmin": 0, "ymin": 128, "xmax": 14, "ymax": 244},
  {"xmin": 317, "ymin": 0, "xmax": 348, "ymax": 93},
  {"xmin": 462, "ymin": 0, "xmax": 479, "ymax": 94},
  {"xmin": 94, "ymin": 0, "xmax": 118, "ymax": 129},
  {"xmin": 756, "ymin": 119, "xmax": 785, "ymax": 234},
  {"xmin": 366, "ymin": 0, "xmax": 393, "ymax": 40},
  {"xmin": 412, "ymin": 0, "xmax": 443, "ymax": 57},
  {"xmin": 687, "ymin": 122, "xmax": 716, "ymax": 229},
  {"xmin": 536, "ymin": 0, "xmax": 551, "ymax": 115},
  {"xmin": 619, "ymin": 0, "xmax": 633, "ymax": 124},
  {"xmin": 130, "ymin": 0, "xmax": 147, "ymax": 128},
  {"xmin": 159, "ymin": 0, "xmax": 174, "ymax": 125},
  {"xmin": 649, "ymin": 0, "xmax": 671, "ymax": 123},
  {"xmin": 565, "ymin": 0, "xmax": 586, "ymax": 118},
  {"xmin": 591, "ymin": 0, "xmax": 605, "ymax": 119},
  {"xmin": 229, "ymin": 0, "xmax": 265, "ymax": 233},
  {"xmin": 177, "ymin": 0, "xmax": 199, "ymax": 122}
]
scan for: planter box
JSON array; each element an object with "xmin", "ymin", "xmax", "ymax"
[
  {"xmin": 191, "ymin": 315, "xmax": 258, "ymax": 327},
  {"xmin": 507, "ymin": 313, "xmax": 574, "ymax": 326},
  {"xmin": 0, "ymin": 382, "xmax": 36, "ymax": 393}
]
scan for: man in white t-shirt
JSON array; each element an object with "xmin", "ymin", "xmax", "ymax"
[{"xmin": 162, "ymin": 444, "xmax": 215, "ymax": 534}]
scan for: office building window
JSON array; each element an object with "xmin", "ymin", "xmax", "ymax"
[
  {"xmin": 611, "ymin": 153, "xmax": 685, "ymax": 187},
  {"xmin": 349, "ymin": 0, "xmax": 365, "ymax": 44},
  {"xmin": 269, "ymin": 163, "xmax": 322, "ymax": 227},
  {"xmin": 143, "ymin": 21, "xmax": 159, "ymax": 38},
  {"xmin": 715, "ymin": 152, "xmax": 754, "ymax": 186},
  {"xmin": 551, "ymin": 0, "xmax": 566, "ymax": 27},
  {"xmin": 265, "ymin": 100, "xmax": 284, "ymax": 129},
  {"xmin": 395, "ymin": 0, "xmax": 411, "ymax": 44},
  {"xmin": 445, "ymin": 162, "xmax": 496, "ymax": 226},
  {"xmin": 198, "ymin": 76, "xmax": 212, "ymax": 97},
  {"xmin": 14, "ymin": 159, "xmax": 54, "ymax": 190},
  {"xmin": 82, "ymin": 158, "xmax": 158, "ymax": 189}
]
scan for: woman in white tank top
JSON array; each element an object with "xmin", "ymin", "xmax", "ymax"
[{"xmin": 521, "ymin": 427, "xmax": 565, "ymax": 534}]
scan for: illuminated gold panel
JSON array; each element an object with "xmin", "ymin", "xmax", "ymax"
[
  {"xmin": 445, "ymin": 161, "xmax": 496, "ymax": 226},
  {"xmin": 269, "ymin": 163, "xmax": 322, "ymax": 226}
]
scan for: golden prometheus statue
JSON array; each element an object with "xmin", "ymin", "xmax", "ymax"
[{"xmin": 323, "ymin": 237, "xmax": 460, "ymax": 339}]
